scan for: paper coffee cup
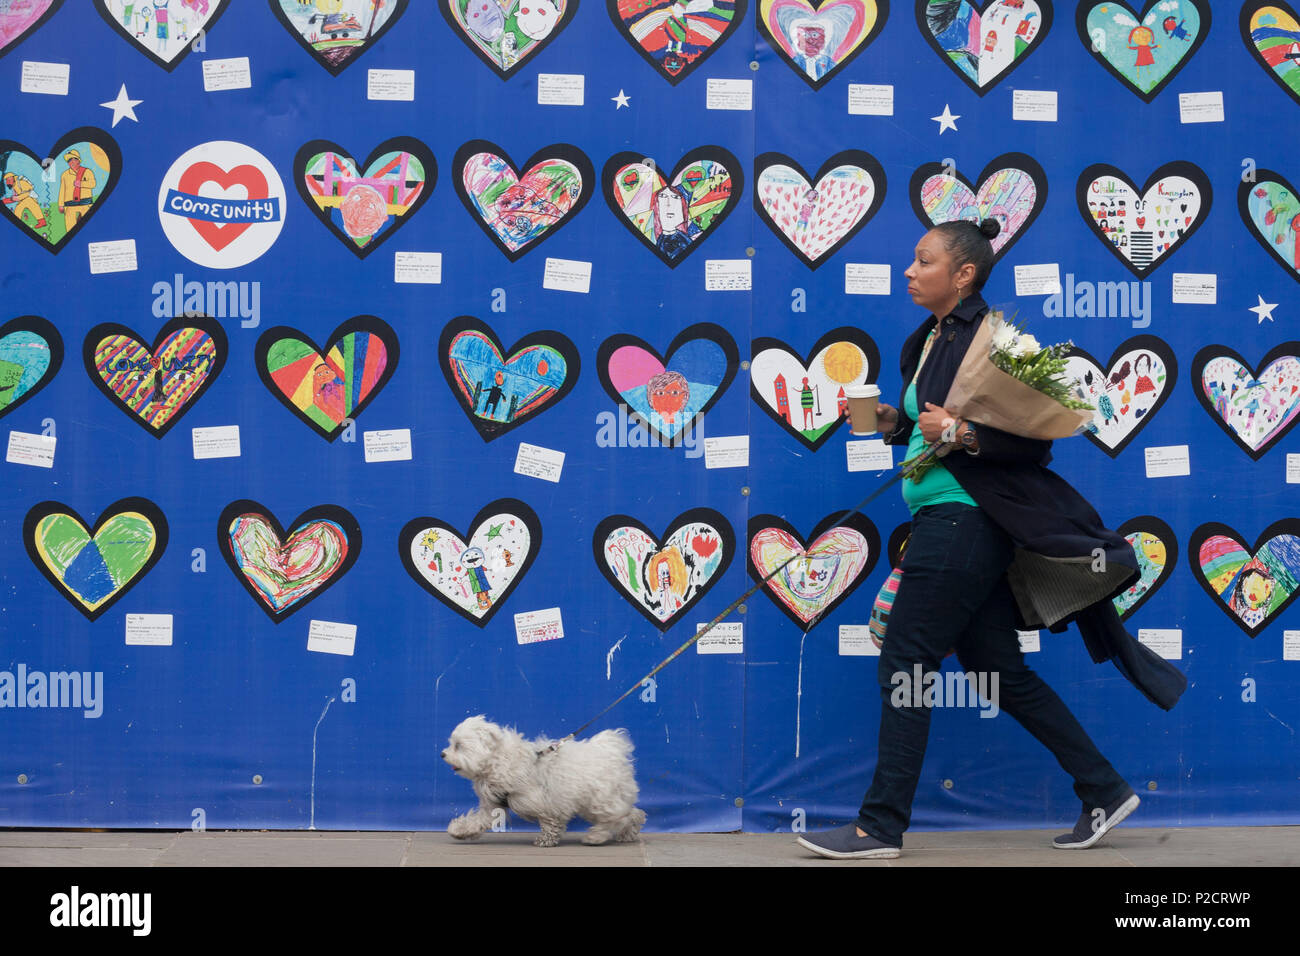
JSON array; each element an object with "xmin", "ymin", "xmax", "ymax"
[{"xmin": 845, "ymin": 384, "xmax": 881, "ymax": 435}]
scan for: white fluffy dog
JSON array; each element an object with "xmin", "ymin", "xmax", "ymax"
[{"xmin": 442, "ymin": 715, "xmax": 646, "ymax": 847}]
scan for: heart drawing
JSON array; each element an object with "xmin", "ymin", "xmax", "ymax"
[
  {"xmin": 1191, "ymin": 343, "xmax": 1300, "ymax": 460},
  {"xmin": 256, "ymin": 316, "xmax": 400, "ymax": 442},
  {"xmin": 1190, "ymin": 519, "xmax": 1300, "ymax": 637},
  {"xmin": 440, "ymin": 317, "xmax": 579, "ymax": 442},
  {"xmin": 593, "ymin": 509, "xmax": 734, "ymax": 632},
  {"xmin": 0, "ymin": 128, "xmax": 121, "ymax": 255},
  {"xmin": 1112, "ymin": 515, "xmax": 1177, "ymax": 621},
  {"xmin": 754, "ymin": 149, "xmax": 886, "ymax": 269},
  {"xmin": 757, "ymin": 0, "xmax": 886, "ymax": 89},
  {"xmin": 440, "ymin": 0, "xmax": 576, "ymax": 77},
  {"xmin": 270, "ymin": 0, "xmax": 410, "ymax": 74},
  {"xmin": 748, "ymin": 511, "xmax": 879, "ymax": 631},
  {"xmin": 1064, "ymin": 335, "xmax": 1177, "ymax": 458},
  {"xmin": 603, "ymin": 147, "xmax": 742, "ymax": 268},
  {"xmin": 1077, "ymin": 0, "xmax": 1208, "ymax": 102},
  {"xmin": 750, "ymin": 327, "xmax": 880, "ymax": 451},
  {"xmin": 1077, "ymin": 162, "xmax": 1210, "ymax": 277},
  {"xmin": 910, "ymin": 153, "xmax": 1046, "ymax": 263},
  {"xmin": 24, "ymin": 498, "xmax": 168, "ymax": 622},
  {"xmin": 83, "ymin": 316, "xmax": 227, "ymax": 438},
  {"xmin": 0, "ymin": 316, "xmax": 63, "ymax": 421},
  {"xmin": 608, "ymin": 0, "xmax": 746, "ymax": 85},
  {"xmin": 398, "ymin": 500, "xmax": 541, "ymax": 627},
  {"xmin": 597, "ymin": 323, "xmax": 739, "ymax": 446},
  {"xmin": 1238, "ymin": 169, "xmax": 1300, "ymax": 284},
  {"xmin": 94, "ymin": 0, "xmax": 231, "ymax": 71},
  {"xmin": 294, "ymin": 137, "xmax": 435, "ymax": 259},
  {"xmin": 453, "ymin": 140, "xmax": 592, "ymax": 261},
  {"xmin": 217, "ymin": 501, "xmax": 361, "ymax": 623},
  {"xmin": 0, "ymin": 1, "xmax": 63, "ymax": 61},
  {"xmin": 917, "ymin": 0, "xmax": 1052, "ymax": 95},
  {"xmin": 1242, "ymin": 2, "xmax": 1300, "ymax": 106}
]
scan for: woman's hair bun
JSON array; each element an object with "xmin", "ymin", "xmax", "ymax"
[{"xmin": 978, "ymin": 218, "xmax": 1001, "ymax": 240}]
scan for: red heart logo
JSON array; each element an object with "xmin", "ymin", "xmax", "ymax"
[
  {"xmin": 1136, "ymin": 216, "xmax": 1146, "ymax": 228},
  {"xmin": 177, "ymin": 161, "xmax": 270, "ymax": 252}
]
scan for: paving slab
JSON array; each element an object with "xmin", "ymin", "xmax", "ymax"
[{"xmin": 0, "ymin": 825, "xmax": 1294, "ymax": 867}]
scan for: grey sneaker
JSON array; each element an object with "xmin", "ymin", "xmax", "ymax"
[
  {"xmin": 798, "ymin": 823, "xmax": 901, "ymax": 860},
  {"xmin": 1053, "ymin": 791, "xmax": 1140, "ymax": 849}
]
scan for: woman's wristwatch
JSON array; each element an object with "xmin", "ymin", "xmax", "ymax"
[{"xmin": 959, "ymin": 421, "xmax": 980, "ymax": 455}]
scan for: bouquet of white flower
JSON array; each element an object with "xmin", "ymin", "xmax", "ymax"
[{"xmin": 901, "ymin": 310, "xmax": 1093, "ymax": 481}]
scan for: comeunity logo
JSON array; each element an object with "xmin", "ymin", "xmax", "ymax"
[{"xmin": 157, "ymin": 141, "xmax": 286, "ymax": 270}]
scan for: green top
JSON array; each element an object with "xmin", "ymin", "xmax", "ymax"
[{"xmin": 900, "ymin": 330, "xmax": 976, "ymax": 515}]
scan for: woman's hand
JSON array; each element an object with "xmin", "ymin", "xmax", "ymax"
[
  {"xmin": 875, "ymin": 402, "xmax": 899, "ymax": 433},
  {"xmin": 918, "ymin": 402, "xmax": 959, "ymax": 442}
]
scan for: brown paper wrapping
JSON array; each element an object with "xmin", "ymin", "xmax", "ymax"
[{"xmin": 943, "ymin": 316, "xmax": 1094, "ymax": 441}]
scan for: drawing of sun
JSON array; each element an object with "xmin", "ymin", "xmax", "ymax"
[{"xmin": 821, "ymin": 342, "xmax": 864, "ymax": 383}]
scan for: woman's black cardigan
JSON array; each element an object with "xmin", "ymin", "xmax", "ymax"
[{"xmin": 882, "ymin": 292, "xmax": 1186, "ymax": 710}]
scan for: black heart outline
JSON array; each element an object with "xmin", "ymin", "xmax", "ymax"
[
  {"xmin": 602, "ymin": 146, "xmax": 744, "ymax": 269},
  {"xmin": 908, "ymin": 152, "xmax": 1047, "ymax": 264},
  {"xmin": 1241, "ymin": 1, "xmax": 1300, "ymax": 108},
  {"xmin": 0, "ymin": 127, "xmax": 122, "ymax": 255},
  {"xmin": 23, "ymin": 497, "xmax": 169, "ymax": 623},
  {"xmin": 292, "ymin": 136, "xmax": 437, "ymax": 260},
  {"xmin": 608, "ymin": 0, "xmax": 749, "ymax": 86},
  {"xmin": 397, "ymin": 499, "xmax": 542, "ymax": 629},
  {"xmin": 1187, "ymin": 518, "xmax": 1300, "ymax": 638},
  {"xmin": 1238, "ymin": 168, "xmax": 1300, "ymax": 285},
  {"xmin": 438, "ymin": 0, "xmax": 579, "ymax": 79},
  {"xmin": 596, "ymin": 322, "xmax": 740, "ymax": 446},
  {"xmin": 255, "ymin": 315, "xmax": 401, "ymax": 443},
  {"xmin": 753, "ymin": 149, "xmax": 887, "ymax": 270},
  {"xmin": 217, "ymin": 500, "xmax": 362, "ymax": 624},
  {"xmin": 438, "ymin": 317, "xmax": 581, "ymax": 443},
  {"xmin": 1076, "ymin": 0, "xmax": 1211, "ymax": 103},
  {"xmin": 747, "ymin": 510, "xmax": 880, "ymax": 632},
  {"xmin": 93, "ymin": 0, "xmax": 232, "ymax": 72},
  {"xmin": 749, "ymin": 326, "xmax": 881, "ymax": 451},
  {"xmin": 452, "ymin": 139, "xmax": 594, "ymax": 262},
  {"xmin": 82, "ymin": 314, "xmax": 228, "ymax": 439},
  {"xmin": 915, "ymin": 0, "xmax": 1054, "ymax": 97},
  {"xmin": 886, "ymin": 520, "xmax": 909, "ymax": 567},
  {"xmin": 756, "ymin": 0, "xmax": 888, "ymax": 90},
  {"xmin": 0, "ymin": 0, "xmax": 65, "ymax": 61},
  {"xmin": 1190, "ymin": 341, "xmax": 1300, "ymax": 461},
  {"xmin": 592, "ymin": 507, "xmax": 736, "ymax": 633},
  {"xmin": 1113, "ymin": 515, "xmax": 1177, "ymax": 622},
  {"xmin": 1064, "ymin": 335, "xmax": 1178, "ymax": 458},
  {"xmin": 1075, "ymin": 161, "xmax": 1211, "ymax": 278},
  {"xmin": 0, "ymin": 315, "xmax": 64, "ymax": 421},
  {"xmin": 269, "ymin": 0, "xmax": 411, "ymax": 75}
]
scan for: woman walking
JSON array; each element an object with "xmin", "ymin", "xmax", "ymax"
[{"xmin": 799, "ymin": 219, "xmax": 1185, "ymax": 860}]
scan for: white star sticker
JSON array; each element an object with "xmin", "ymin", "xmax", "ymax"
[
  {"xmin": 931, "ymin": 104, "xmax": 960, "ymax": 134},
  {"xmin": 100, "ymin": 84, "xmax": 142, "ymax": 128},
  {"xmin": 1250, "ymin": 294, "xmax": 1278, "ymax": 324},
  {"xmin": 612, "ymin": 89, "xmax": 630, "ymax": 109}
]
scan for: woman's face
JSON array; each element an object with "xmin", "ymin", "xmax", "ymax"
[{"xmin": 905, "ymin": 230, "xmax": 966, "ymax": 315}]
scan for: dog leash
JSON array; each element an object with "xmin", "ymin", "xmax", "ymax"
[{"xmin": 538, "ymin": 435, "xmax": 950, "ymax": 756}]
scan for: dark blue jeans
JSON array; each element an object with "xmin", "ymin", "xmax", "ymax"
[{"xmin": 856, "ymin": 503, "xmax": 1131, "ymax": 846}]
